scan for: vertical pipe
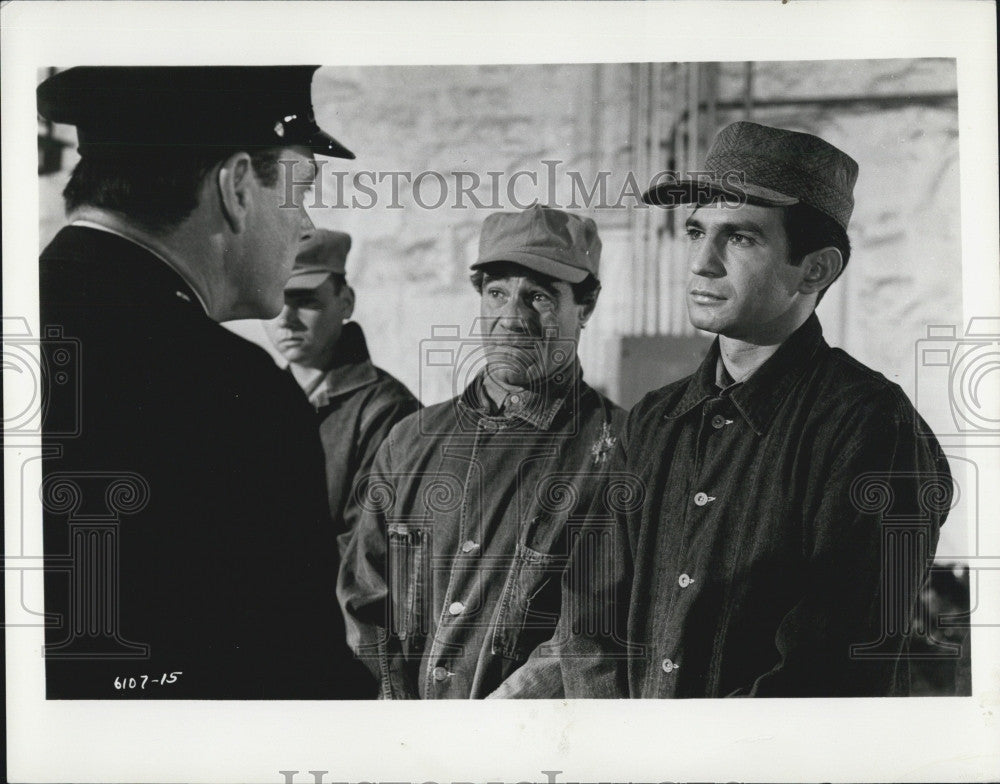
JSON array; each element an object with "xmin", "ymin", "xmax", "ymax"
[
  {"xmin": 627, "ymin": 63, "xmax": 640, "ymax": 336},
  {"xmin": 683, "ymin": 63, "xmax": 701, "ymax": 335},
  {"xmin": 635, "ymin": 63, "xmax": 650, "ymax": 335},
  {"xmin": 669, "ymin": 68, "xmax": 683, "ymax": 336},
  {"xmin": 744, "ymin": 61, "xmax": 755, "ymax": 122},
  {"xmin": 672, "ymin": 65, "xmax": 688, "ymax": 336},
  {"xmin": 646, "ymin": 63, "xmax": 659, "ymax": 335}
]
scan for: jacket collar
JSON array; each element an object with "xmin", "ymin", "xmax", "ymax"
[
  {"xmin": 458, "ymin": 362, "xmax": 583, "ymax": 432},
  {"xmin": 44, "ymin": 225, "xmax": 206, "ymax": 315},
  {"xmin": 69, "ymin": 218, "xmax": 212, "ymax": 315},
  {"xmin": 664, "ymin": 313, "xmax": 826, "ymax": 435},
  {"xmin": 307, "ymin": 322, "xmax": 378, "ymax": 408}
]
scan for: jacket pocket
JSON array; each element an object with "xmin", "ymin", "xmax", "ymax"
[
  {"xmin": 386, "ymin": 523, "xmax": 429, "ymax": 642},
  {"xmin": 492, "ymin": 541, "xmax": 563, "ymax": 661}
]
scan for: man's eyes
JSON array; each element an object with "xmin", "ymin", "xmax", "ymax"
[
  {"xmin": 728, "ymin": 233, "xmax": 755, "ymax": 247},
  {"xmin": 485, "ymin": 289, "xmax": 552, "ymax": 306},
  {"xmin": 684, "ymin": 227, "xmax": 755, "ymax": 247}
]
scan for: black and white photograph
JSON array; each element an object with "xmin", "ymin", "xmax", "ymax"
[{"xmin": 4, "ymin": 1, "xmax": 999, "ymax": 782}]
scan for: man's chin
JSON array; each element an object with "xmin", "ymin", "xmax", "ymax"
[{"xmin": 686, "ymin": 308, "xmax": 723, "ymax": 335}]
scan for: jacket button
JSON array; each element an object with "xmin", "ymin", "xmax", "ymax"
[
  {"xmin": 661, "ymin": 658, "xmax": 679, "ymax": 673},
  {"xmin": 432, "ymin": 666, "xmax": 449, "ymax": 682},
  {"xmin": 461, "ymin": 540, "xmax": 479, "ymax": 554},
  {"xmin": 694, "ymin": 492, "xmax": 715, "ymax": 506},
  {"xmin": 678, "ymin": 573, "xmax": 693, "ymax": 588},
  {"xmin": 448, "ymin": 601, "xmax": 465, "ymax": 616},
  {"xmin": 711, "ymin": 414, "xmax": 727, "ymax": 429}
]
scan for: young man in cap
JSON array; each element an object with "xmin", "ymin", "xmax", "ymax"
[
  {"xmin": 504, "ymin": 122, "xmax": 952, "ymax": 698},
  {"xmin": 37, "ymin": 66, "xmax": 368, "ymax": 698},
  {"xmin": 263, "ymin": 229, "xmax": 420, "ymax": 555},
  {"xmin": 337, "ymin": 205, "xmax": 627, "ymax": 698}
]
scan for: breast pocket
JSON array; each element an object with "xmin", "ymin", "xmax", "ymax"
[
  {"xmin": 491, "ymin": 541, "xmax": 564, "ymax": 661},
  {"xmin": 386, "ymin": 523, "xmax": 430, "ymax": 642}
]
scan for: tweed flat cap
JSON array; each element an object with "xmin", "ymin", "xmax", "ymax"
[
  {"xmin": 643, "ymin": 121, "xmax": 859, "ymax": 230},
  {"xmin": 471, "ymin": 205, "xmax": 601, "ymax": 284},
  {"xmin": 37, "ymin": 66, "xmax": 354, "ymax": 159},
  {"xmin": 285, "ymin": 229, "xmax": 352, "ymax": 290}
]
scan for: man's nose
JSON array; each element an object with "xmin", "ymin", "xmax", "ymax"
[
  {"xmin": 495, "ymin": 296, "xmax": 533, "ymax": 333},
  {"xmin": 277, "ymin": 304, "xmax": 301, "ymax": 328},
  {"xmin": 688, "ymin": 236, "xmax": 724, "ymax": 277},
  {"xmin": 299, "ymin": 210, "xmax": 315, "ymax": 239}
]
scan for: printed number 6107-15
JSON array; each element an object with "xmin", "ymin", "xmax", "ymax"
[{"xmin": 113, "ymin": 672, "xmax": 182, "ymax": 690}]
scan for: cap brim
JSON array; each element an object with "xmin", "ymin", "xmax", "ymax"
[
  {"xmin": 284, "ymin": 270, "xmax": 332, "ymax": 291},
  {"xmin": 642, "ymin": 178, "xmax": 798, "ymax": 208},
  {"xmin": 306, "ymin": 128, "xmax": 355, "ymax": 160},
  {"xmin": 471, "ymin": 251, "xmax": 590, "ymax": 284}
]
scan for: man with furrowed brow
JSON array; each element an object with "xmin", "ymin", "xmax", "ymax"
[
  {"xmin": 338, "ymin": 205, "xmax": 628, "ymax": 699},
  {"xmin": 496, "ymin": 122, "xmax": 952, "ymax": 699}
]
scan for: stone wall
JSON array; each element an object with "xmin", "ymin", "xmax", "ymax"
[{"xmin": 37, "ymin": 59, "xmax": 967, "ymax": 555}]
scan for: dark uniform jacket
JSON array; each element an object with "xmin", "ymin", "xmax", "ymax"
[
  {"xmin": 549, "ymin": 313, "xmax": 952, "ymax": 698},
  {"xmin": 40, "ymin": 226, "xmax": 368, "ymax": 699},
  {"xmin": 337, "ymin": 370, "xmax": 626, "ymax": 699}
]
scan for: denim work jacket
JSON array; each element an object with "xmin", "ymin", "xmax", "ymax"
[
  {"xmin": 502, "ymin": 314, "xmax": 953, "ymax": 699},
  {"xmin": 337, "ymin": 368, "xmax": 625, "ymax": 698},
  {"xmin": 299, "ymin": 322, "xmax": 420, "ymax": 557}
]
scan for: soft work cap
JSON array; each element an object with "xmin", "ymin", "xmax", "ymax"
[
  {"xmin": 472, "ymin": 205, "xmax": 601, "ymax": 284},
  {"xmin": 37, "ymin": 66, "xmax": 354, "ymax": 159},
  {"xmin": 285, "ymin": 230, "xmax": 352, "ymax": 291},
  {"xmin": 642, "ymin": 121, "xmax": 859, "ymax": 230}
]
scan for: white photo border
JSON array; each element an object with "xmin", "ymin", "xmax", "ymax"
[{"xmin": 4, "ymin": 2, "xmax": 999, "ymax": 783}]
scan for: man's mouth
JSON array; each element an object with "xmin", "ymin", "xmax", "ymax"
[{"xmin": 689, "ymin": 289, "xmax": 727, "ymax": 304}]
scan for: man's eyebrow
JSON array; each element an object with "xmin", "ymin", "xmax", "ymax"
[
  {"xmin": 685, "ymin": 217, "xmax": 769, "ymax": 236},
  {"xmin": 525, "ymin": 277, "xmax": 561, "ymax": 298}
]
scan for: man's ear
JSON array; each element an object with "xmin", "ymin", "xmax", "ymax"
[
  {"xmin": 341, "ymin": 285, "xmax": 356, "ymax": 321},
  {"xmin": 798, "ymin": 247, "xmax": 843, "ymax": 296},
  {"xmin": 216, "ymin": 152, "xmax": 254, "ymax": 234},
  {"xmin": 578, "ymin": 283, "xmax": 601, "ymax": 328}
]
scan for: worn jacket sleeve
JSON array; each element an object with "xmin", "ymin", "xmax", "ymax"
[
  {"xmin": 740, "ymin": 389, "xmax": 951, "ymax": 697},
  {"xmin": 336, "ymin": 430, "xmax": 419, "ymax": 699},
  {"xmin": 337, "ymin": 394, "xmax": 421, "ymax": 561},
  {"xmin": 557, "ymin": 434, "xmax": 639, "ymax": 698}
]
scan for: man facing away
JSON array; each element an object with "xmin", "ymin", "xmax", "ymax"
[
  {"xmin": 264, "ymin": 229, "xmax": 420, "ymax": 557},
  {"xmin": 500, "ymin": 122, "xmax": 953, "ymax": 699},
  {"xmin": 37, "ymin": 66, "xmax": 368, "ymax": 698},
  {"xmin": 338, "ymin": 205, "xmax": 628, "ymax": 698}
]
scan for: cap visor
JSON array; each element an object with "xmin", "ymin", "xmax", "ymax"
[
  {"xmin": 284, "ymin": 270, "xmax": 331, "ymax": 291},
  {"xmin": 471, "ymin": 251, "xmax": 590, "ymax": 284},
  {"xmin": 642, "ymin": 178, "xmax": 798, "ymax": 208},
  {"xmin": 310, "ymin": 129, "xmax": 355, "ymax": 160}
]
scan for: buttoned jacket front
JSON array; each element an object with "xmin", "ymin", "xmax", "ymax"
[
  {"xmin": 338, "ymin": 370, "xmax": 625, "ymax": 698},
  {"xmin": 553, "ymin": 314, "xmax": 952, "ymax": 698}
]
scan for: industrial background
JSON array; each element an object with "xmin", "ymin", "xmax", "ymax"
[{"xmin": 38, "ymin": 58, "xmax": 972, "ymax": 693}]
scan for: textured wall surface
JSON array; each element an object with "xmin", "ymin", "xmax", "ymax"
[{"xmin": 37, "ymin": 59, "xmax": 969, "ymax": 556}]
